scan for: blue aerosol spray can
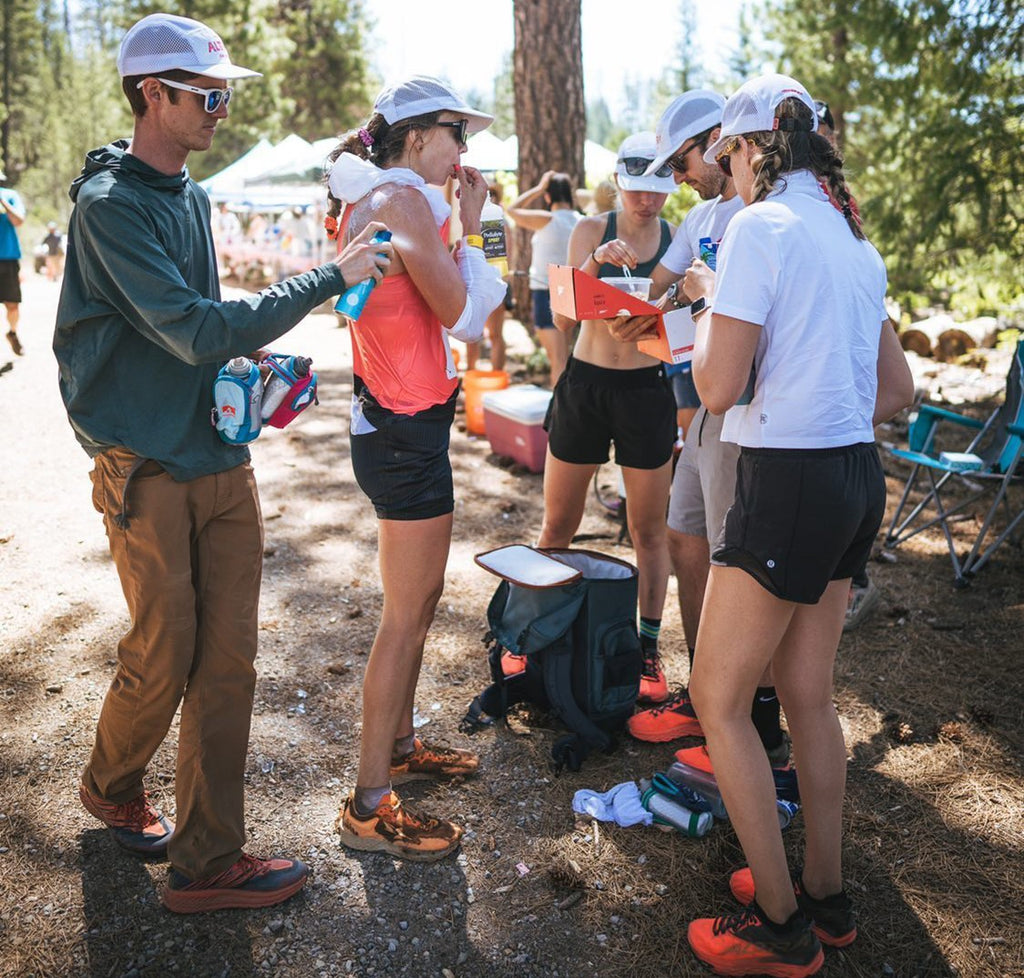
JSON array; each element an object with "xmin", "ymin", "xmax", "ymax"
[{"xmin": 334, "ymin": 229, "xmax": 392, "ymax": 320}]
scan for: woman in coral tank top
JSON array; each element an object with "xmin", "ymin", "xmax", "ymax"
[{"xmin": 324, "ymin": 76, "xmax": 506, "ymax": 862}]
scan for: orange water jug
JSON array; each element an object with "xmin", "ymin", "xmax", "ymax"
[{"xmin": 463, "ymin": 369, "xmax": 509, "ymax": 435}]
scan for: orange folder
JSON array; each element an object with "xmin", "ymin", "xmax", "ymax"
[{"xmin": 547, "ymin": 264, "xmax": 696, "ymax": 365}]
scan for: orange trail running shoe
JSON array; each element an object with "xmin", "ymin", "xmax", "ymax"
[
  {"xmin": 729, "ymin": 867, "xmax": 857, "ymax": 948},
  {"xmin": 500, "ymin": 651, "xmax": 526, "ymax": 677},
  {"xmin": 688, "ymin": 905, "xmax": 824, "ymax": 977},
  {"xmin": 627, "ymin": 688, "xmax": 703, "ymax": 742},
  {"xmin": 637, "ymin": 650, "xmax": 669, "ymax": 705},
  {"xmin": 389, "ymin": 737, "xmax": 480, "ymax": 783},
  {"xmin": 162, "ymin": 852, "xmax": 308, "ymax": 913},
  {"xmin": 336, "ymin": 790, "xmax": 462, "ymax": 862},
  {"xmin": 79, "ymin": 784, "xmax": 174, "ymax": 857}
]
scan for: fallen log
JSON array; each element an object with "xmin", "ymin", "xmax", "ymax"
[{"xmin": 899, "ymin": 315, "xmax": 998, "ymax": 361}]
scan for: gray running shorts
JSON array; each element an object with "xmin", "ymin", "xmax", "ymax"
[{"xmin": 667, "ymin": 406, "xmax": 741, "ymax": 549}]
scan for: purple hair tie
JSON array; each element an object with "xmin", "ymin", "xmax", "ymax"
[{"xmin": 358, "ymin": 127, "xmax": 374, "ymax": 148}]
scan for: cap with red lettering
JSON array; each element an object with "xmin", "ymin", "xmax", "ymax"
[{"xmin": 117, "ymin": 13, "xmax": 261, "ymax": 80}]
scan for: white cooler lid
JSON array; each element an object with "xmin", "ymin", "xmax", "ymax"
[{"xmin": 481, "ymin": 384, "xmax": 553, "ymax": 423}]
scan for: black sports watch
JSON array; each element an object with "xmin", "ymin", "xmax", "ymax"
[
  {"xmin": 664, "ymin": 282, "xmax": 685, "ymax": 309},
  {"xmin": 690, "ymin": 296, "xmax": 709, "ymax": 318}
]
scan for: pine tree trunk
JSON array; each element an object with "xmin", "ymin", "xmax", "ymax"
[{"xmin": 511, "ymin": 0, "xmax": 585, "ymax": 330}]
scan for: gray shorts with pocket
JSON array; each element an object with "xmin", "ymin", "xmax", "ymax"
[{"xmin": 666, "ymin": 406, "xmax": 741, "ymax": 549}]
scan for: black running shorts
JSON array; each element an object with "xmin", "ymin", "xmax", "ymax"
[
  {"xmin": 349, "ymin": 379, "xmax": 457, "ymax": 521},
  {"xmin": 0, "ymin": 260, "xmax": 21, "ymax": 304},
  {"xmin": 544, "ymin": 357, "xmax": 676, "ymax": 469},
  {"xmin": 712, "ymin": 442, "xmax": 885, "ymax": 603}
]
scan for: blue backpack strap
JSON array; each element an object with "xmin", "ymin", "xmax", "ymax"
[
  {"xmin": 541, "ymin": 635, "xmax": 612, "ymax": 773},
  {"xmin": 263, "ymin": 353, "xmax": 298, "ymax": 383}
]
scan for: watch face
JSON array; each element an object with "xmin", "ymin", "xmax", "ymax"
[{"xmin": 690, "ymin": 296, "xmax": 707, "ymax": 316}]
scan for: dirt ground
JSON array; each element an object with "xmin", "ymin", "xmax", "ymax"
[{"xmin": 1, "ymin": 274, "xmax": 1022, "ymax": 978}]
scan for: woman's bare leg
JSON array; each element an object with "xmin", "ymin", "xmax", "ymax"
[
  {"xmin": 689, "ymin": 565, "xmax": 798, "ymax": 922},
  {"xmin": 621, "ymin": 461, "xmax": 672, "ymax": 620},
  {"xmin": 357, "ymin": 513, "xmax": 453, "ymax": 790},
  {"xmin": 537, "ymin": 450, "xmax": 597, "ymax": 548}
]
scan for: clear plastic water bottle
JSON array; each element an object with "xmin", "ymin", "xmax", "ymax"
[
  {"xmin": 261, "ymin": 356, "xmax": 312, "ymax": 420},
  {"xmin": 664, "ymin": 763, "xmax": 800, "ymax": 829},
  {"xmin": 334, "ymin": 230, "xmax": 392, "ymax": 320},
  {"xmin": 775, "ymin": 798, "xmax": 800, "ymax": 830},
  {"xmin": 639, "ymin": 777, "xmax": 713, "ymax": 838},
  {"xmin": 664, "ymin": 761, "xmax": 729, "ymax": 819}
]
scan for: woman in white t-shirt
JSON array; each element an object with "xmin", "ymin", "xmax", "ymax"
[
  {"xmin": 680, "ymin": 75, "xmax": 914, "ymax": 977},
  {"xmin": 507, "ymin": 170, "xmax": 580, "ymax": 385}
]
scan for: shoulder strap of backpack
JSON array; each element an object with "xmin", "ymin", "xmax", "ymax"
[{"xmin": 541, "ymin": 635, "xmax": 611, "ymax": 773}]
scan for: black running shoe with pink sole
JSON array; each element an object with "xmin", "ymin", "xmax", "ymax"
[
  {"xmin": 729, "ymin": 866, "xmax": 857, "ymax": 948},
  {"xmin": 688, "ymin": 904, "xmax": 824, "ymax": 977}
]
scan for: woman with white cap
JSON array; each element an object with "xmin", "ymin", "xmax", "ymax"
[
  {"xmin": 539, "ymin": 131, "xmax": 678, "ymax": 706},
  {"xmin": 680, "ymin": 74, "xmax": 913, "ymax": 975},
  {"xmin": 324, "ymin": 76, "xmax": 507, "ymax": 862}
]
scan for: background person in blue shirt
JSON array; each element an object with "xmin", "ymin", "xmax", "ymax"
[{"xmin": 0, "ymin": 169, "xmax": 26, "ymax": 355}]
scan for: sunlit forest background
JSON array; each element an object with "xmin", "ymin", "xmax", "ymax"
[{"xmin": 2, "ymin": 0, "xmax": 1020, "ymax": 319}]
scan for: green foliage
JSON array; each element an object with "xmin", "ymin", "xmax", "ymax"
[
  {"xmin": 671, "ymin": 0, "xmax": 703, "ymax": 94},
  {"xmin": 491, "ymin": 50, "xmax": 516, "ymax": 139},
  {"xmin": 1, "ymin": 0, "xmax": 375, "ymax": 206},
  {"xmin": 764, "ymin": 0, "xmax": 1024, "ymax": 314},
  {"xmin": 660, "ymin": 183, "xmax": 699, "ymax": 228}
]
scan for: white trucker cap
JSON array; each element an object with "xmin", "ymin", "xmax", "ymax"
[
  {"xmin": 118, "ymin": 14, "xmax": 261, "ymax": 80},
  {"xmin": 373, "ymin": 75, "xmax": 494, "ymax": 134},
  {"xmin": 615, "ymin": 132, "xmax": 677, "ymax": 193},
  {"xmin": 646, "ymin": 90, "xmax": 726, "ymax": 175},
  {"xmin": 704, "ymin": 74, "xmax": 817, "ymax": 163}
]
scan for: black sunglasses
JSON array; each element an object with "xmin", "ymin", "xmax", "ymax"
[
  {"xmin": 619, "ymin": 156, "xmax": 672, "ymax": 178},
  {"xmin": 436, "ymin": 119, "xmax": 469, "ymax": 145},
  {"xmin": 667, "ymin": 137, "xmax": 707, "ymax": 173}
]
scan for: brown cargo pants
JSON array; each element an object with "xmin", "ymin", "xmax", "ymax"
[{"xmin": 83, "ymin": 447, "xmax": 263, "ymax": 880}]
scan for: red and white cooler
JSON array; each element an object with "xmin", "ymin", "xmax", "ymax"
[{"xmin": 481, "ymin": 384, "xmax": 553, "ymax": 473}]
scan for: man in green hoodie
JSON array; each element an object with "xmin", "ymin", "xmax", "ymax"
[{"xmin": 54, "ymin": 12, "xmax": 392, "ymax": 914}]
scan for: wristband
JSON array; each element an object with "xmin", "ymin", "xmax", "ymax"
[
  {"xmin": 588, "ymin": 248, "xmax": 601, "ymax": 265},
  {"xmin": 465, "ymin": 234, "xmax": 484, "ymax": 250}
]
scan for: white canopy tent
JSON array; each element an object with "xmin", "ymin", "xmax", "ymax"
[
  {"xmin": 201, "ymin": 134, "xmax": 323, "ymax": 210},
  {"xmin": 198, "ymin": 137, "xmax": 276, "ymax": 198},
  {"xmin": 461, "ymin": 130, "xmax": 517, "ymax": 173},
  {"xmin": 201, "ymin": 130, "xmax": 624, "ymax": 212},
  {"xmin": 497, "ymin": 136, "xmax": 620, "ymax": 183}
]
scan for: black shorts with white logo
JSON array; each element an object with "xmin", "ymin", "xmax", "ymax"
[
  {"xmin": 712, "ymin": 442, "xmax": 885, "ymax": 603},
  {"xmin": 349, "ymin": 378, "xmax": 457, "ymax": 521},
  {"xmin": 544, "ymin": 357, "xmax": 676, "ymax": 470}
]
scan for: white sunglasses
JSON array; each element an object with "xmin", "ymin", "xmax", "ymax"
[{"xmin": 137, "ymin": 77, "xmax": 233, "ymax": 114}]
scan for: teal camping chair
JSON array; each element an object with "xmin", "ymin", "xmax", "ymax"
[{"xmin": 884, "ymin": 338, "xmax": 1024, "ymax": 587}]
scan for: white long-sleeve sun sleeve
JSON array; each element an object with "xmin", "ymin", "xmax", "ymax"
[{"xmin": 443, "ymin": 240, "xmax": 508, "ymax": 343}]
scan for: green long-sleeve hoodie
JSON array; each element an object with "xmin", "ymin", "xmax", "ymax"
[{"xmin": 54, "ymin": 140, "xmax": 345, "ymax": 481}]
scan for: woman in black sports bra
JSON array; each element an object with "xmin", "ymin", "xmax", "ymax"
[{"xmin": 538, "ymin": 131, "xmax": 679, "ymax": 705}]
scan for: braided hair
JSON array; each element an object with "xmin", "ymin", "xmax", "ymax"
[
  {"xmin": 324, "ymin": 110, "xmax": 442, "ymax": 225},
  {"xmin": 746, "ymin": 98, "xmax": 864, "ymax": 240}
]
